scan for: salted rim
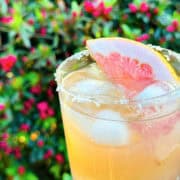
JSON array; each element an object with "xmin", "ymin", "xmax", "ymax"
[{"xmin": 55, "ymin": 47, "xmax": 180, "ymax": 105}]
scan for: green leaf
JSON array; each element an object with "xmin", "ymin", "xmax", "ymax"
[
  {"xmin": 173, "ymin": 11, "xmax": 180, "ymax": 22},
  {"xmin": 11, "ymin": 3, "xmax": 23, "ymax": 31},
  {"xmin": 43, "ymin": 117, "xmax": 56, "ymax": 130},
  {"xmin": 71, "ymin": 1, "xmax": 81, "ymax": 14},
  {"xmin": 11, "ymin": 76, "xmax": 24, "ymax": 90},
  {"xmin": 102, "ymin": 23, "xmax": 113, "ymax": 37},
  {"xmin": 62, "ymin": 173, "xmax": 72, "ymax": 180},
  {"xmin": 50, "ymin": 165, "xmax": 61, "ymax": 179},
  {"xmin": 121, "ymin": 24, "xmax": 134, "ymax": 39},
  {"xmin": 104, "ymin": 0, "xmax": 117, "ymax": 6},
  {"xmin": 25, "ymin": 172, "xmax": 39, "ymax": 180},
  {"xmin": 25, "ymin": 72, "xmax": 40, "ymax": 86},
  {"xmin": 133, "ymin": 0, "xmax": 142, "ymax": 6},
  {"xmin": 5, "ymin": 166, "xmax": 16, "ymax": 176}
]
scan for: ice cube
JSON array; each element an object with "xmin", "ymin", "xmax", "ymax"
[
  {"xmin": 90, "ymin": 110, "xmax": 129, "ymax": 146},
  {"xmin": 71, "ymin": 79, "xmax": 124, "ymax": 96},
  {"xmin": 135, "ymin": 81, "xmax": 175, "ymax": 100}
]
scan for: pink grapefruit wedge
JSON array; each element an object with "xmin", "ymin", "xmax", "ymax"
[{"xmin": 86, "ymin": 37, "xmax": 179, "ymax": 92}]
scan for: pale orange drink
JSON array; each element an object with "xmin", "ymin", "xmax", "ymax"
[{"xmin": 55, "ymin": 38, "xmax": 180, "ymax": 180}]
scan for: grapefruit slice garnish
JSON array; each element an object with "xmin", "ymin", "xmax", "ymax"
[{"xmin": 86, "ymin": 37, "xmax": 179, "ymax": 92}]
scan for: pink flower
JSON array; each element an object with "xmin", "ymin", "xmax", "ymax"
[
  {"xmin": 30, "ymin": 84, "xmax": 42, "ymax": 95},
  {"xmin": 0, "ymin": 55, "xmax": 17, "ymax": 72},
  {"xmin": 140, "ymin": 2, "xmax": 149, "ymax": 13},
  {"xmin": 0, "ymin": 16, "xmax": 13, "ymax": 24},
  {"xmin": 84, "ymin": 1, "xmax": 95, "ymax": 13},
  {"xmin": 37, "ymin": 101, "xmax": 54, "ymax": 119},
  {"xmin": 20, "ymin": 123, "xmax": 30, "ymax": 132},
  {"xmin": 172, "ymin": 20, "xmax": 179, "ymax": 29},
  {"xmin": 13, "ymin": 147, "xmax": 22, "ymax": 159},
  {"xmin": 72, "ymin": 11, "xmax": 78, "ymax": 18},
  {"xmin": 30, "ymin": 48, "xmax": 35, "ymax": 53},
  {"xmin": 37, "ymin": 101, "xmax": 48, "ymax": 112},
  {"xmin": 4, "ymin": 146, "xmax": 12, "ymax": 155},
  {"xmin": 55, "ymin": 153, "xmax": 64, "ymax": 164},
  {"xmin": 22, "ymin": 56, "xmax": 28, "ymax": 62},
  {"xmin": 1, "ymin": 133, "xmax": 9, "ymax": 140},
  {"xmin": 21, "ymin": 98, "xmax": 34, "ymax": 115},
  {"xmin": 166, "ymin": 25, "xmax": 175, "ymax": 32},
  {"xmin": 103, "ymin": 7, "xmax": 112, "ymax": 16},
  {"xmin": 40, "ymin": 27, "xmax": 47, "ymax": 36},
  {"xmin": 92, "ymin": 10, "xmax": 101, "ymax": 17},
  {"xmin": 128, "ymin": 3, "xmax": 138, "ymax": 13},
  {"xmin": 153, "ymin": 8, "xmax": 159, "ymax": 15},
  {"xmin": 136, "ymin": 34, "xmax": 150, "ymax": 42},
  {"xmin": 37, "ymin": 140, "xmax": 44, "ymax": 147},
  {"xmin": 41, "ymin": 9, "xmax": 47, "ymax": 18},
  {"xmin": 0, "ymin": 141, "xmax": 8, "ymax": 150},
  {"xmin": 47, "ymin": 107, "xmax": 55, "ymax": 116},
  {"xmin": 47, "ymin": 88, "xmax": 54, "ymax": 99},
  {"xmin": 44, "ymin": 149, "xmax": 53, "ymax": 159},
  {"xmin": 18, "ymin": 166, "xmax": 25, "ymax": 175},
  {"xmin": 28, "ymin": 18, "xmax": 34, "ymax": 25},
  {"xmin": 8, "ymin": 8, "xmax": 15, "ymax": 15},
  {"xmin": 0, "ymin": 104, "xmax": 5, "ymax": 111},
  {"xmin": 146, "ymin": 12, "xmax": 151, "ymax": 18}
]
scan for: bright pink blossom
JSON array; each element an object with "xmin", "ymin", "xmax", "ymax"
[
  {"xmin": 0, "ymin": 104, "xmax": 5, "ymax": 111},
  {"xmin": 40, "ymin": 27, "xmax": 47, "ymax": 36},
  {"xmin": 136, "ymin": 33, "xmax": 150, "ymax": 42},
  {"xmin": 37, "ymin": 101, "xmax": 54, "ymax": 119},
  {"xmin": 128, "ymin": 3, "xmax": 138, "ymax": 13},
  {"xmin": 55, "ymin": 153, "xmax": 64, "ymax": 164},
  {"xmin": 44, "ymin": 149, "xmax": 53, "ymax": 159},
  {"xmin": 18, "ymin": 166, "xmax": 25, "ymax": 175},
  {"xmin": 37, "ymin": 101, "xmax": 48, "ymax": 112},
  {"xmin": 0, "ymin": 141, "xmax": 8, "ymax": 150},
  {"xmin": 0, "ymin": 55, "xmax": 17, "ymax": 72},
  {"xmin": 13, "ymin": 147, "xmax": 22, "ymax": 159},
  {"xmin": 84, "ymin": 1, "xmax": 95, "ymax": 13},
  {"xmin": 140, "ymin": 2, "xmax": 149, "ymax": 13},
  {"xmin": 166, "ymin": 25, "xmax": 175, "ymax": 32},
  {"xmin": 172, "ymin": 20, "xmax": 179, "ymax": 29},
  {"xmin": 20, "ymin": 123, "xmax": 30, "ymax": 132},
  {"xmin": 28, "ymin": 18, "xmax": 34, "ymax": 25},
  {"xmin": 37, "ymin": 140, "xmax": 44, "ymax": 147},
  {"xmin": 30, "ymin": 84, "xmax": 42, "ymax": 95},
  {"xmin": 0, "ymin": 16, "xmax": 13, "ymax": 24},
  {"xmin": 103, "ymin": 7, "xmax": 112, "ymax": 16},
  {"xmin": 21, "ymin": 98, "xmax": 34, "ymax": 115}
]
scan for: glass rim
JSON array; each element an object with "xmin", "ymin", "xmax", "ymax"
[{"xmin": 58, "ymin": 81, "xmax": 180, "ymax": 105}]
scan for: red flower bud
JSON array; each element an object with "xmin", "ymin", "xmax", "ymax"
[{"xmin": 18, "ymin": 166, "xmax": 25, "ymax": 175}]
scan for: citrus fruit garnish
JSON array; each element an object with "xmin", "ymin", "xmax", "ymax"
[{"xmin": 86, "ymin": 37, "xmax": 179, "ymax": 92}]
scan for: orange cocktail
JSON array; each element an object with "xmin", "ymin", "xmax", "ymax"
[{"xmin": 55, "ymin": 38, "xmax": 180, "ymax": 180}]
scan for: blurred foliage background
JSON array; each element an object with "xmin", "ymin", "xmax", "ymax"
[{"xmin": 0, "ymin": 0, "xmax": 179, "ymax": 179}]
